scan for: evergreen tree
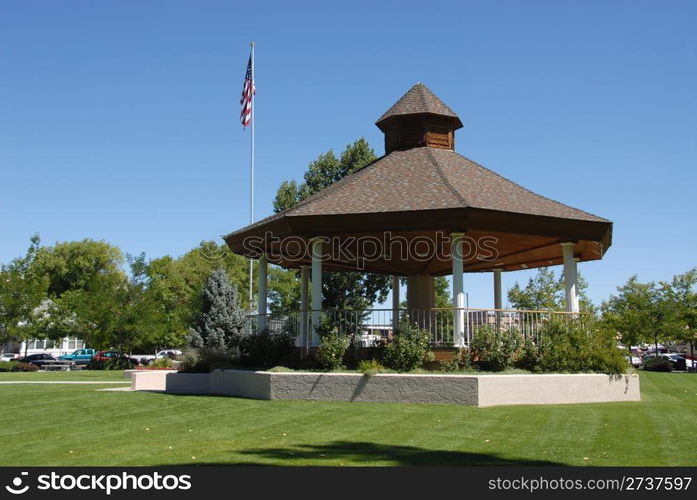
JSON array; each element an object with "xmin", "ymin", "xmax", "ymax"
[{"xmin": 189, "ymin": 268, "xmax": 246, "ymax": 349}]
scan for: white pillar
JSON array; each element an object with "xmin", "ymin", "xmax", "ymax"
[
  {"xmin": 300, "ymin": 266, "xmax": 310, "ymax": 349},
  {"xmin": 311, "ymin": 238, "xmax": 323, "ymax": 346},
  {"xmin": 573, "ymin": 257, "xmax": 580, "ymax": 312},
  {"xmin": 561, "ymin": 242, "xmax": 579, "ymax": 313},
  {"xmin": 257, "ymin": 255, "xmax": 268, "ymax": 330},
  {"xmin": 391, "ymin": 276, "xmax": 400, "ymax": 333},
  {"xmin": 493, "ymin": 269, "xmax": 502, "ymax": 310},
  {"xmin": 451, "ymin": 232, "xmax": 465, "ymax": 347}
]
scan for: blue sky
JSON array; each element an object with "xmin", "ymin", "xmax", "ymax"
[{"xmin": 1, "ymin": 0, "xmax": 695, "ymax": 307}]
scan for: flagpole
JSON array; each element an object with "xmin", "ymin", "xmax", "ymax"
[{"xmin": 248, "ymin": 41, "xmax": 255, "ymax": 309}]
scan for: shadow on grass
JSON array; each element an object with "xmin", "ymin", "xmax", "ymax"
[{"xmin": 165, "ymin": 441, "xmax": 565, "ymax": 466}]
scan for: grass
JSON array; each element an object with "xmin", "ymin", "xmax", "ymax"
[
  {"xmin": 0, "ymin": 369, "xmax": 127, "ymax": 381},
  {"xmin": 0, "ymin": 371, "xmax": 695, "ymax": 466}
]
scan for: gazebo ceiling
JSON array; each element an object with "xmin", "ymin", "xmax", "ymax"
[{"xmin": 223, "ymin": 83, "xmax": 612, "ymax": 276}]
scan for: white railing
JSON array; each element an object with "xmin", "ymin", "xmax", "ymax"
[{"xmin": 245, "ymin": 307, "xmax": 580, "ymax": 348}]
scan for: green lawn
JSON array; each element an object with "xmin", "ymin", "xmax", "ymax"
[
  {"xmin": 0, "ymin": 369, "xmax": 127, "ymax": 381},
  {"xmin": 0, "ymin": 371, "xmax": 695, "ymax": 466}
]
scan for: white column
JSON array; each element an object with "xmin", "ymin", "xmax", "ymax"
[
  {"xmin": 451, "ymin": 232, "xmax": 465, "ymax": 347},
  {"xmin": 561, "ymin": 242, "xmax": 579, "ymax": 313},
  {"xmin": 573, "ymin": 257, "xmax": 580, "ymax": 312},
  {"xmin": 311, "ymin": 238, "xmax": 323, "ymax": 346},
  {"xmin": 493, "ymin": 269, "xmax": 502, "ymax": 310},
  {"xmin": 391, "ymin": 276, "xmax": 400, "ymax": 333},
  {"xmin": 257, "ymin": 255, "xmax": 268, "ymax": 330},
  {"xmin": 300, "ymin": 266, "xmax": 310, "ymax": 349}
]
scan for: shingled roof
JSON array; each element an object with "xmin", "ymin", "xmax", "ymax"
[
  {"xmin": 285, "ymin": 147, "xmax": 606, "ymax": 222},
  {"xmin": 224, "ymin": 83, "xmax": 612, "ymax": 274},
  {"xmin": 376, "ymin": 83, "xmax": 463, "ymax": 130}
]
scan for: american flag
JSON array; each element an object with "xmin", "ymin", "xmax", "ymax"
[{"xmin": 240, "ymin": 54, "xmax": 254, "ymax": 128}]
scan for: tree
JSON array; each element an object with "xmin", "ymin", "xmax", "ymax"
[
  {"xmin": 601, "ymin": 275, "xmax": 678, "ymax": 354},
  {"xmin": 0, "ymin": 235, "xmax": 49, "ymax": 354},
  {"xmin": 662, "ymin": 268, "xmax": 697, "ymax": 355},
  {"xmin": 507, "ymin": 267, "xmax": 591, "ymax": 311},
  {"xmin": 189, "ymin": 268, "xmax": 246, "ymax": 349},
  {"xmin": 272, "ymin": 138, "xmax": 391, "ymax": 311},
  {"xmin": 434, "ymin": 277, "xmax": 451, "ymax": 308},
  {"xmin": 144, "ymin": 241, "xmax": 254, "ymax": 344},
  {"xmin": 31, "ymin": 239, "xmax": 123, "ymax": 297}
]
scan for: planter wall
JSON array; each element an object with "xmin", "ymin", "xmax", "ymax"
[{"xmin": 131, "ymin": 369, "xmax": 640, "ymax": 406}]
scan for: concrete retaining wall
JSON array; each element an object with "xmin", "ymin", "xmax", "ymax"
[
  {"xmin": 131, "ymin": 370, "xmax": 640, "ymax": 406},
  {"xmin": 475, "ymin": 373, "xmax": 640, "ymax": 407},
  {"xmin": 130, "ymin": 370, "xmax": 211, "ymax": 393}
]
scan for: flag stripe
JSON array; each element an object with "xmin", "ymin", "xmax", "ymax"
[{"xmin": 240, "ymin": 55, "xmax": 255, "ymax": 128}]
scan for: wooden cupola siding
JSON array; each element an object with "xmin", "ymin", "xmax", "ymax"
[{"xmin": 383, "ymin": 115, "xmax": 456, "ymax": 153}]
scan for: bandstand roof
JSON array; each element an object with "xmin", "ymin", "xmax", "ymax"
[{"xmin": 223, "ymin": 83, "xmax": 612, "ymax": 276}]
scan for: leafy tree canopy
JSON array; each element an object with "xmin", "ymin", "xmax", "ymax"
[{"xmin": 507, "ymin": 267, "xmax": 591, "ymax": 312}]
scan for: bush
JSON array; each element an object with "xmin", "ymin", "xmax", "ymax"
[
  {"xmin": 357, "ymin": 359, "xmax": 385, "ymax": 376},
  {"xmin": 440, "ymin": 349, "xmax": 472, "ymax": 372},
  {"xmin": 86, "ymin": 358, "xmax": 135, "ymax": 370},
  {"xmin": 151, "ymin": 357, "xmax": 173, "ymax": 369},
  {"xmin": 267, "ymin": 365, "xmax": 294, "ymax": 372},
  {"xmin": 382, "ymin": 321, "xmax": 434, "ymax": 372},
  {"xmin": 470, "ymin": 326, "xmax": 520, "ymax": 372},
  {"xmin": 514, "ymin": 337, "xmax": 542, "ymax": 372},
  {"xmin": 238, "ymin": 328, "xmax": 295, "ymax": 368},
  {"xmin": 179, "ymin": 347, "xmax": 236, "ymax": 373},
  {"xmin": 534, "ymin": 319, "xmax": 627, "ymax": 375},
  {"xmin": 642, "ymin": 357, "xmax": 673, "ymax": 372},
  {"xmin": 316, "ymin": 330, "xmax": 350, "ymax": 370},
  {"xmin": 0, "ymin": 361, "xmax": 14, "ymax": 372},
  {"xmin": 12, "ymin": 362, "xmax": 39, "ymax": 372}
]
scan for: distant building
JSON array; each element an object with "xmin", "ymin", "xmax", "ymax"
[{"xmin": 1, "ymin": 337, "xmax": 85, "ymax": 357}]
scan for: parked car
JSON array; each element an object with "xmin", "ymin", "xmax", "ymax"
[
  {"xmin": 58, "ymin": 348, "xmax": 96, "ymax": 365},
  {"xmin": 642, "ymin": 353, "xmax": 687, "ymax": 371},
  {"xmin": 156, "ymin": 349, "xmax": 183, "ymax": 359},
  {"xmin": 93, "ymin": 351, "xmax": 139, "ymax": 366},
  {"xmin": 625, "ymin": 355, "xmax": 642, "ymax": 367},
  {"xmin": 11, "ymin": 353, "xmax": 59, "ymax": 367},
  {"xmin": 0, "ymin": 353, "xmax": 18, "ymax": 362}
]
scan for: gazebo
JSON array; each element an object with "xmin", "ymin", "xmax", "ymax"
[{"xmin": 224, "ymin": 83, "xmax": 612, "ymax": 348}]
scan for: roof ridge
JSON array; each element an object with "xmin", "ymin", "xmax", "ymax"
[
  {"xmin": 425, "ymin": 147, "xmax": 469, "ymax": 207},
  {"xmin": 416, "ymin": 84, "xmax": 429, "ymax": 112},
  {"xmin": 451, "ymin": 151, "xmax": 610, "ymax": 223}
]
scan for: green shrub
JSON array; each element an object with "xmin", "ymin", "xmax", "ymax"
[
  {"xmin": 440, "ymin": 349, "xmax": 472, "ymax": 372},
  {"xmin": 179, "ymin": 347, "xmax": 236, "ymax": 373},
  {"xmin": 357, "ymin": 359, "xmax": 385, "ymax": 376},
  {"xmin": 383, "ymin": 321, "xmax": 434, "ymax": 372},
  {"xmin": 534, "ymin": 319, "xmax": 627, "ymax": 375},
  {"xmin": 12, "ymin": 362, "xmax": 39, "ymax": 372},
  {"xmin": 86, "ymin": 358, "xmax": 135, "ymax": 370},
  {"xmin": 514, "ymin": 337, "xmax": 542, "ymax": 372},
  {"xmin": 267, "ymin": 365, "xmax": 294, "ymax": 372},
  {"xmin": 238, "ymin": 328, "xmax": 295, "ymax": 368},
  {"xmin": 316, "ymin": 330, "xmax": 350, "ymax": 370},
  {"xmin": 470, "ymin": 326, "xmax": 520, "ymax": 372},
  {"xmin": 642, "ymin": 357, "xmax": 673, "ymax": 372},
  {"xmin": 152, "ymin": 357, "xmax": 173, "ymax": 369},
  {"xmin": 0, "ymin": 361, "xmax": 15, "ymax": 372}
]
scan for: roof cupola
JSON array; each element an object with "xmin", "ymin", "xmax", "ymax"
[{"xmin": 375, "ymin": 83, "xmax": 463, "ymax": 154}]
